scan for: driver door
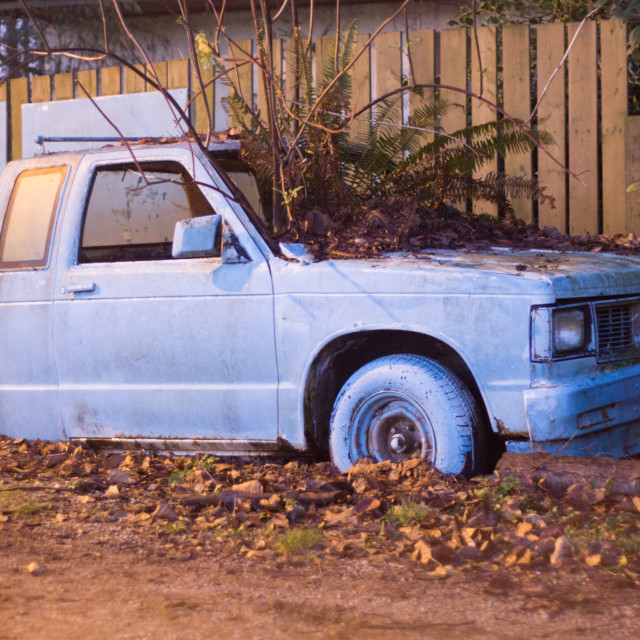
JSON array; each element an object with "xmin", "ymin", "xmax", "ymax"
[{"xmin": 52, "ymin": 150, "xmax": 278, "ymax": 442}]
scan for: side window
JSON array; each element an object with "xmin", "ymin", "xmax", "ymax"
[
  {"xmin": 0, "ymin": 166, "xmax": 68, "ymax": 269},
  {"xmin": 79, "ymin": 161, "xmax": 216, "ymax": 263}
]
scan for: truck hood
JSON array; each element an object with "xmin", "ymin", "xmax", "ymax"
[
  {"xmin": 413, "ymin": 249, "xmax": 640, "ymax": 299},
  {"xmin": 275, "ymin": 245, "xmax": 640, "ymax": 300}
]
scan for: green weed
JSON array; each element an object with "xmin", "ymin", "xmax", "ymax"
[
  {"xmin": 386, "ymin": 500, "xmax": 431, "ymax": 527},
  {"xmin": 566, "ymin": 514, "xmax": 640, "ymax": 555},
  {"xmin": 168, "ymin": 455, "xmax": 219, "ymax": 486},
  {"xmin": 274, "ymin": 528, "xmax": 324, "ymax": 555}
]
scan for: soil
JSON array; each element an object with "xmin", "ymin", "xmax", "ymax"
[{"xmin": 1, "ymin": 437, "xmax": 639, "ymax": 640}]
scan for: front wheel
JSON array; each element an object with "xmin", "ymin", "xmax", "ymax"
[{"xmin": 329, "ymin": 354, "xmax": 484, "ymax": 476}]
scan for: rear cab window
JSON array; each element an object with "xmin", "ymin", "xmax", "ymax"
[{"xmin": 0, "ymin": 166, "xmax": 68, "ymax": 269}]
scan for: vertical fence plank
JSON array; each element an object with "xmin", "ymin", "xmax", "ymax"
[
  {"xmin": 258, "ymin": 38, "xmax": 282, "ymax": 128},
  {"xmin": 76, "ymin": 69, "xmax": 97, "ymax": 98},
  {"xmin": 146, "ymin": 61, "xmax": 168, "ymax": 91},
  {"xmin": 350, "ymin": 33, "xmax": 371, "ymax": 140},
  {"xmin": 168, "ymin": 59, "xmax": 189, "ymax": 89},
  {"xmin": 10, "ymin": 78, "xmax": 28, "ymax": 160},
  {"xmin": 124, "ymin": 65, "xmax": 146, "ymax": 94},
  {"xmin": 439, "ymin": 28, "xmax": 467, "ymax": 210},
  {"xmin": 100, "ymin": 66, "xmax": 122, "ymax": 96},
  {"xmin": 317, "ymin": 35, "xmax": 337, "ymax": 87},
  {"xmin": 408, "ymin": 29, "xmax": 435, "ymax": 143},
  {"xmin": 568, "ymin": 21, "xmax": 598, "ymax": 234},
  {"xmin": 439, "ymin": 28, "xmax": 467, "ymax": 134},
  {"xmin": 285, "ymin": 36, "xmax": 309, "ymax": 110},
  {"xmin": 228, "ymin": 40, "xmax": 253, "ymax": 128},
  {"xmin": 375, "ymin": 30, "xmax": 402, "ymax": 136},
  {"xmin": 537, "ymin": 23, "xmax": 566, "ymax": 231},
  {"xmin": 625, "ymin": 117, "xmax": 640, "ymax": 232},
  {"xmin": 194, "ymin": 62, "xmax": 214, "ymax": 134},
  {"xmin": 54, "ymin": 73, "xmax": 74, "ymax": 100},
  {"xmin": 503, "ymin": 24, "xmax": 532, "ymax": 222},
  {"xmin": 601, "ymin": 20, "xmax": 628, "ymax": 234},
  {"xmin": 471, "ymin": 26, "xmax": 498, "ymax": 216},
  {"xmin": 31, "ymin": 75, "xmax": 51, "ymax": 103},
  {"xmin": 166, "ymin": 59, "xmax": 190, "ymax": 136}
]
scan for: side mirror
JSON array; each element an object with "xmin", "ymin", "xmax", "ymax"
[{"xmin": 172, "ymin": 214, "xmax": 222, "ymax": 259}]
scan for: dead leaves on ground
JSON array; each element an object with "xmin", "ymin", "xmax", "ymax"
[{"xmin": 0, "ymin": 435, "xmax": 639, "ymax": 584}]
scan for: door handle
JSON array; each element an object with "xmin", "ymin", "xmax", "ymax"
[{"xmin": 67, "ymin": 282, "xmax": 96, "ymax": 294}]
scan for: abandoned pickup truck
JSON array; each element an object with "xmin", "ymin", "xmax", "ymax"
[{"xmin": 1, "ymin": 139, "xmax": 640, "ymax": 476}]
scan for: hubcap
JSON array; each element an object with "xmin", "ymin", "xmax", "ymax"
[{"xmin": 350, "ymin": 393, "xmax": 434, "ymax": 464}]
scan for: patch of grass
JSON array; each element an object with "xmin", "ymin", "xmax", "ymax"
[
  {"xmin": 13, "ymin": 500, "xmax": 45, "ymax": 517},
  {"xmin": 0, "ymin": 490, "xmax": 46, "ymax": 518},
  {"xmin": 566, "ymin": 514, "xmax": 640, "ymax": 555},
  {"xmin": 158, "ymin": 521, "xmax": 188, "ymax": 535},
  {"xmin": 274, "ymin": 528, "xmax": 324, "ymax": 555},
  {"xmin": 386, "ymin": 500, "xmax": 431, "ymax": 527}
]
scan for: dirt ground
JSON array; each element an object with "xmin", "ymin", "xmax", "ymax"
[{"xmin": 1, "ymin": 437, "xmax": 639, "ymax": 640}]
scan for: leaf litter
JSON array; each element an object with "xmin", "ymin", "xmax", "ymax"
[{"xmin": 1, "ymin": 435, "xmax": 639, "ymax": 587}]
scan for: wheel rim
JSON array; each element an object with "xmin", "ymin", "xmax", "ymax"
[{"xmin": 350, "ymin": 392, "xmax": 435, "ymax": 464}]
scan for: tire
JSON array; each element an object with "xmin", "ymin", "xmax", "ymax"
[{"xmin": 329, "ymin": 354, "xmax": 483, "ymax": 476}]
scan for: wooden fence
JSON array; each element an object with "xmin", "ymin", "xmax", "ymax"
[{"xmin": 1, "ymin": 20, "xmax": 639, "ymax": 236}]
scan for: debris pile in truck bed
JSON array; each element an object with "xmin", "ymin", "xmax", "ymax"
[
  {"xmin": 1, "ymin": 436, "xmax": 639, "ymax": 582},
  {"xmin": 300, "ymin": 200, "xmax": 640, "ymax": 260}
]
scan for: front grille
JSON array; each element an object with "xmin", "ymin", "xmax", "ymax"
[{"xmin": 596, "ymin": 302, "xmax": 637, "ymax": 360}]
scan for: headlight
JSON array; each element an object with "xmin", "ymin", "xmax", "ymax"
[{"xmin": 553, "ymin": 308, "xmax": 586, "ymax": 353}]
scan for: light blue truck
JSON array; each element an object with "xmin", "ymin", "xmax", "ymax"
[{"xmin": 1, "ymin": 139, "xmax": 639, "ymax": 475}]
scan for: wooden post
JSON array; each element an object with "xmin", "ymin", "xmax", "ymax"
[
  {"xmin": 537, "ymin": 22, "xmax": 567, "ymax": 232},
  {"xmin": 503, "ymin": 24, "xmax": 532, "ymax": 223}
]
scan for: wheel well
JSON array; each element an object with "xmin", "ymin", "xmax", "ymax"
[{"xmin": 304, "ymin": 330, "xmax": 495, "ymax": 459}]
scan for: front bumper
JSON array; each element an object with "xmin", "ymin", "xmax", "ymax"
[{"xmin": 522, "ymin": 363, "xmax": 640, "ymax": 457}]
